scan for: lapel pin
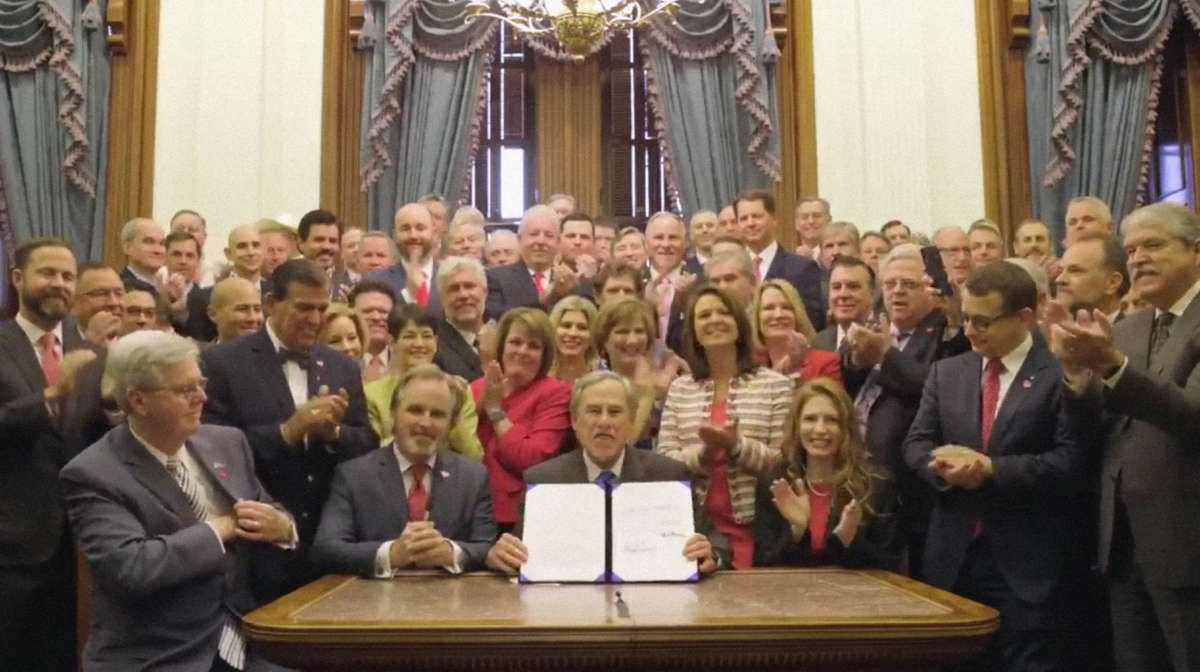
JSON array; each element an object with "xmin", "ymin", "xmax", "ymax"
[
  {"xmin": 440, "ymin": 470, "xmax": 450, "ymax": 478},
  {"xmin": 315, "ymin": 359, "xmax": 325, "ymax": 368},
  {"xmin": 1022, "ymin": 379, "xmax": 1032, "ymax": 389},
  {"xmin": 213, "ymin": 462, "xmax": 228, "ymax": 478}
]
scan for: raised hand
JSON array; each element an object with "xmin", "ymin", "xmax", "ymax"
[
  {"xmin": 771, "ymin": 478, "xmax": 810, "ymax": 532},
  {"xmin": 1053, "ymin": 309, "xmax": 1122, "ymax": 375},
  {"xmin": 481, "ymin": 360, "xmax": 508, "ymax": 413},
  {"xmin": 832, "ymin": 498, "xmax": 862, "ymax": 547},
  {"xmin": 698, "ymin": 417, "xmax": 738, "ymax": 461},
  {"xmin": 83, "ymin": 311, "xmax": 121, "ymax": 346}
]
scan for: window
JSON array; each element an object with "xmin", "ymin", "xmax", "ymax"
[
  {"xmin": 601, "ymin": 30, "xmax": 676, "ymax": 227},
  {"xmin": 1149, "ymin": 29, "xmax": 1195, "ymax": 207},
  {"xmin": 469, "ymin": 24, "xmax": 537, "ymax": 223}
]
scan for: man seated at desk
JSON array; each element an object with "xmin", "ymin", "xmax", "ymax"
[
  {"xmin": 485, "ymin": 370, "xmax": 730, "ymax": 574},
  {"xmin": 312, "ymin": 365, "xmax": 496, "ymax": 576}
]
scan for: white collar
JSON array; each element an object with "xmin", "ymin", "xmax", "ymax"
[
  {"xmin": 1161, "ymin": 278, "xmax": 1200, "ymax": 319},
  {"xmin": 15, "ymin": 313, "xmax": 63, "ymax": 350},
  {"xmin": 582, "ymin": 447, "xmax": 626, "ymax": 482},
  {"xmin": 128, "ymin": 424, "xmax": 185, "ymax": 467},
  {"xmin": 393, "ymin": 445, "xmax": 438, "ymax": 473},
  {"xmin": 982, "ymin": 332, "xmax": 1033, "ymax": 375},
  {"xmin": 751, "ymin": 240, "xmax": 779, "ymax": 269}
]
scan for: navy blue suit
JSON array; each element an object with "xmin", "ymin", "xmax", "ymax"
[
  {"xmin": 200, "ymin": 329, "xmax": 376, "ymax": 600},
  {"xmin": 364, "ymin": 262, "xmax": 443, "ymax": 319},
  {"xmin": 312, "ymin": 447, "xmax": 497, "ymax": 575},
  {"xmin": 903, "ymin": 334, "xmax": 1084, "ymax": 671},
  {"xmin": 759, "ymin": 248, "xmax": 825, "ymax": 331}
]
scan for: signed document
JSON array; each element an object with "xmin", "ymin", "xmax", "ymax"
[
  {"xmin": 611, "ymin": 481, "xmax": 697, "ymax": 582},
  {"xmin": 520, "ymin": 483, "xmax": 607, "ymax": 583}
]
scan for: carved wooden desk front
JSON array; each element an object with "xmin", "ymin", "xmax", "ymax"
[{"xmin": 244, "ymin": 568, "xmax": 998, "ymax": 671}]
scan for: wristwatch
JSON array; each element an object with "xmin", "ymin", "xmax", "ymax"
[{"xmin": 487, "ymin": 408, "xmax": 507, "ymax": 424}]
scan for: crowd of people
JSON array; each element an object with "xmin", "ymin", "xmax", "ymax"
[{"xmin": 0, "ymin": 188, "xmax": 1195, "ymax": 672}]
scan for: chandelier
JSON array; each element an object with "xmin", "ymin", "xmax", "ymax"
[{"xmin": 465, "ymin": 0, "xmax": 680, "ymax": 61}]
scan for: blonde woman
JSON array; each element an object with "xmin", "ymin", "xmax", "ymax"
[
  {"xmin": 751, "ymin": 279, "xmax": 840, "ymax": 383},
  {"xmin": 318, "ymin": 303, "xmax": 366, "ymax": 362},
  {"xmin": 754, "ymin": 378, "xmax": 898, "ymax": 569},
  {"xmin": 548, "ymin": 296, "xmax": 599, "ymax": 385}
]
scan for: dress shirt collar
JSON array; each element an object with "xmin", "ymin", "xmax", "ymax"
[
  {"xmin": 264, "ymin": 322, "xmax": 287, "ymax": 353},
  {"xmin": 582, "ymin": 447, "xmax": 626, "ymax": 482},
  {"xmin": 128, "ymin": 424, "xmax": 185, "ymax": 467},
  {"xmin": 649, "ymin": 262, "xmax": 683, "ymax": 283},
  {"xmin": 393, "ymin": 445, "xmax": 438, "ymax": 474},
  {"xmin": 982, "ymin": 332, "xmax": 1033, "ymax": 375},
  {"xmin": 454, "ymin": 325, "xmax": 480, "ymax": 350},
  {"xmin": 752, "ymin": 240, "xmax": 779, "ymax": 274},
  {"xmin": 362, "ymin": 346, "xmax": 392, "ymax": 368},
  {"xmin": 125, "ymin": 265, "xmax": 159, "ymax": 286},
  {"xmin": 1159, "ymin": 278, "xmax": 1200, "ymax": 319},
  {"xmin": 15, "ymin": 312, "xmax": 62, "ymax": 351}
]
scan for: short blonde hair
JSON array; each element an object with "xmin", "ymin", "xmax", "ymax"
[
  {"xmin": 751, "ymin": 279, "xmax": 817, "ymax": 349},
  {"xmin": 549, "ymin": 295, "xmax": 600, "ymax": 368},
  {"xmin": 319, "ymin": 303, "xmax": 368, "ymax": 355}
]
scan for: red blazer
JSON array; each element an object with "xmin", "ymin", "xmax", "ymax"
[
  {"xmin": 471, "ymin": 375, "xmax": 571, "ymax": 525},
  {"xmin": 797, "ymin": 349, "xmax": 841, "ymax": 384}
]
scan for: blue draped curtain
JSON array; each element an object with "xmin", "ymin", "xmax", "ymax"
[
  {"xmin": 0, "ymin": 0, "xmax": 109, "ymax": 260},
  {"xmin": 1025, "ymin": 0, "xmax": 1186, "ymax": 246}
]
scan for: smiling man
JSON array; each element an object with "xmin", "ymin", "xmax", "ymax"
[
  {"xmin": 485, "ymin": 205, "xmax": 562, "ymax": 320},
  {"xmin": 485, "ymin": 371, "xmax": 728, "ymax": 575},
  {"xmin": 297, "ymin": 209, "xmax": 342, "ymax": 279},
  {"xmin": 120, "ymin": 217, "xmax": 166, "ymax": 297},
  {"xmin": 313, "ymin": 364, "xmax": 496, "ymax": 577},
  {"xmin": 817, "ymin": 255, "xmax": 875, "ymax": 351},
  {"xmin": 735, "ymin": 189, "xmax": 825, "ymax": 330},
  {"xmin": 434, "ymin": 256, "xmax": 488, "ymax": 382}
]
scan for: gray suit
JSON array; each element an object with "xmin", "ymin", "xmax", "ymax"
[
  {"xmin": 1064, "ymin": 293, "xmax": 1200, "ymax": 671},
  {"xmin": 522, "ymin": 448, "xmax": 732, "ymax": 569},
  {"xmin": 60, "ymin": 423, "xmax": 286, "ymax": 672},
  {"xmin": 311, "ymin": 447, "xmax": 497, "ymax": 575}
]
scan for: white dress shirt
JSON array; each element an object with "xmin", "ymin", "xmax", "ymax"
[
  {"xmin": 751, "ymin": 240, "xmax": 779, "ymax": 279},
  {"xmin": 583, "ymin": 448, "xmax": 627, "ymax": 483},
  {"xmin": 15, "ymin": 312, "xmax": 63, "ymax": 369},
  {"xmin": 401, "ymin": 259, "xmax": 436, "ymax": 304},
  {"xmin": 265, "ymin": 322, "xmax": 308, "ymax": 408},
  {"xmin": 981, "ymin": 333, "xmax": 1033, "ymax": 417},
  {"xmin": 373, "ymin": 450, "xmax": 464, "ymax": 577}
]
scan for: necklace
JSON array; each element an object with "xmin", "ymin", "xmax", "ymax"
[{"xmin": 805, "ymin": 477, "xmax": 833, "ymax": 497}]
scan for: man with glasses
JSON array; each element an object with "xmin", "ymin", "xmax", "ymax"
[
  {"xmin": 72, "ymin": 262, "xmax": 125, "ymax": 346},
  {"xmin": 904, "ymin": 261, "xmax": 1084, "ymax": 672},
  {"xmin": 933, "ymin": 226, "xmax": 975, "ymax": 287},
  {"xmin": 201, "ymin": 259, "xmax": 376, "ymax": 602},
  {"xmin": 61, "ymin": 330, "xmax": 296, "ymax": 671},
  {"xmin": 840, "ymin": 244, "xmax": 968, "ymax": 579}
]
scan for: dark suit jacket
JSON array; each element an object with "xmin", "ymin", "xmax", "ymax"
[
  {"xmin": 434, "ymin": 319, "xmax": 483, "ymax": 382},
  {"xmin": 59, "ymin": 423, "xmax": 282, "ymax": 672},
  {"xmin": 814, "ymin": 324, "xmax": 838, "ymax": 353},
  {"xmin": 1063, "ymin": 296, "xmax": 1200, "ymax": 587},
  {"xmin": 0, "ymin": 320, "xmax": 85, "ymax": 565},
  {"xmin": 753, "ymin": 465, "xmax": 902, "ymax": 570},
  {"xmin": 312, "ymin": 447, "xmax": 496, "ymax": 575},
  {"xmin": 364, "ymin": 262, "xmax": 443, "ymax": 319},
  {"xmin": 521, "ymin": 447, "xmax": 732, "ymax": 569},
  {"xmin": 485, "ymin": 260, "xmax": 542, "ymax": 321},
  {"xmin": 63, "ymin": 351, "xmax": 118, "ymax": 462},
  {"xmin": 331, "ymin": 269, "xmax": 359, "ymax": 302},
  {"xmin": 762, "ymin": 248, "xmax": 826, "ymax": 331},
  {"xmin": 120, "ymin": 266, "xmax": 158, "ymax": 297},
  {"xmin": 175, "ymin": 284, "xmax": 217, "ymax": 342},
  {"xmin": 200, "ymin": 329, "xmax": 376, "ymax": 598},
  {"xmin": 902, "ymin": 335, "xmax": 1085, "ymax": 604}
]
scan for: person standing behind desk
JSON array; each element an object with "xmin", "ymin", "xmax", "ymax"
[
  {"xmin": 1051, "ymin": 202, "xmax": 1200, "ymax": 672},
  {"xmin": 0, "ymin": 237, "xmax": 96, "ymax": 672},
  {"xmin": 903, "ymin": 261, "xmax": 1085, "ymax": 672},
  {"xmin": 201, "ymin": 259, "xmax": 377, "ymax": 602},
  {"xmin": 754, "ymin": 378, "xmax": 899, "ymax": 570},
  {"xmin": 471, "ymin": 308, "xmax": 572, "ymax": 533},
  {"xmin": 60, "ymin": 331, "xmax": 297, "ymax": 672},
  {"xmin": 313, "ymin": 365, "xmax": 496, "ymax": 577},
  {"xmin": 486, "ymin": 371, "xmax": 727, "ymax": 575}
]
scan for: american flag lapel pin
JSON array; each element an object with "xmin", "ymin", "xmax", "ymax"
[
  {"xmin": 1022, "ymin": 378, "xmax": 1033, "ymax": 389},
  {"xmin": 440, "ymin": 470, "xmax": 450, "ymax": 478},
  {"xmin": 213, "ymin": 462, "xmax": 228, "ymax": 478}
]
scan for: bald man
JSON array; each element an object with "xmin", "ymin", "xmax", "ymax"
[
  {"xmin": 485, "ymin": 230, "xmax": 519, "ymax": 268},
  {"xmin": 364, "ymin": 203, "xmax": 443, "ymax": 317},
  {"xmin": 206, "ymin": 277, "xmax": 264, "ymax": 344}
]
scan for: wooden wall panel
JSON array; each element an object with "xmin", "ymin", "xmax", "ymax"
[
  {"xmin": 321, "ymin": 0, "xmax": 368, "ymax": 228},
  {"xmin": 974, "ymin": 0, "xmax": 1032, "ymax": 242},
  {"xmin": 773, "ymin": 0, "xmax": 816, "ymax": 251},
  {"xmin": 535, "ymin": 56, "xmax": 603, "ymax": 216},
  {"xmin": 102, "ymin": 0, "xmax": 160, "ymax": 268}
]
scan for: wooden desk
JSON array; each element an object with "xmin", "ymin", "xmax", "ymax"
[{"xmin": 244, "ymin": 568, "xmax": 998, "ymax": 671}]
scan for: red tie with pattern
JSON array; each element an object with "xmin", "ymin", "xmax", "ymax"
[
  {"xmin": 414, "ymin": 271, "xmax": 429, "ymax": 307},
  {"xmin": 40, "ymin": 332, "xmax": 60, "ymax": 387},
  {"xmin": 533, "ymin": 271, "xmax": 545, "ymax": 299},
  {"xmin": 408, "ymin": 462, "xmax": 428, "ymax": 522}
]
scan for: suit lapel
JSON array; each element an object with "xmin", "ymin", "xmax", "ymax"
[
  {"xmin": 1152, "ymin": 292, "xmax": 1200, "ymax": 376},
  {"xmin": 987, "ymin": 337, "xmax": 1052, "ymax": 452},
  {"xmin": 188, "ymin": 436, "xmax": 241, "ymax": 502},
  {"xmin": 249, "ymin": 330, "xmax": 295, "ymax": 416},
  {"xmin": 377, "ymin": 447, "xmax": 410, "ymax": 529},
  {"xmin": 115, "ymin": 426, "xmax": 197, "ymax": 522},
  {"xmin": 764, "ymin": 249, "xmax": 787, "ymax": 281},
  {"xmin": 618, "ymin": 447, "xmax": 643, "ymax": 482},
  {"xmin": 956, "ymin": 352, "xmax": 984, "ymax": 449},
  {"xmin": 0, "ymin": 321, "xmax": 46, "ymax": 394},
  {"xmin": 516, "ymin": 261, "xmax": 539, "ymax": 307},
  {"xmin": 427, "ymin": 451, "xmax": 454, "ymax": 526},
  {"xmin": 307, "ymin": 348, "xmax": 333, "ymax": 399},
  {"xmin": 1116, "ymin": 310, "xmax": 1154, "ymax": 372}
]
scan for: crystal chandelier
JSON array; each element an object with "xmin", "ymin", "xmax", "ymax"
[{"xmin": 465, "ymin": 0, "xmax": 680, "ymax": 61}]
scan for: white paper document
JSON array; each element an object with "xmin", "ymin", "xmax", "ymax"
[
  {"xmin": 520, "ymin": 483, "xmax": 607, "ymax": 583},
  {"xmin": 611, "ymin": 481, "xmax": 698, "ymax": 582}
]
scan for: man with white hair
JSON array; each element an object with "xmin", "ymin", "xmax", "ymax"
[
  {"xmin": 1064, "ymin": 195, "xmax": 1113, "ymax": 248},
  {"xmin": 434, "ymin": 257, "xmax": 488, "ymax": 381},
  {"xmin": 545, "ymin": 193, "xmax": 577, "ymax": 221},
  {"xmin": 60, "ymin": 330, "xmax": 296, "ymax": 671},
  {"xmin": 485, "ymin": 205, "xmax": 564, "ymax": 320},
  {"xmin": 933, "ymin": 226, "xmax": 974, "ymax": 287},
  {"xmin": 120, "ymin": 217, "xmax": 166, "ymax": 297},
  {"xmin": 313, "ymin": 365, "xmax": 496, "ymax": 576},
  {"xmin": 484, "ymin": 229, "xmax": 520, "ymax": 268}
]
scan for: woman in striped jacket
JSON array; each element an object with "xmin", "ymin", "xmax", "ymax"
[{"xmin": 658, "ymin": 284, "xmax": 792, "ymax": 569}]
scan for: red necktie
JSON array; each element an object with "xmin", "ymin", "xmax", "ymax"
[
  {"xmin": 533, "ymin": 271, "xmax": 545, "ymax": 298},
  {"xmin": 414, "ymin": 271, "xmax": 429, "ymax": 307},
  {"xmin": 407, "ymin": 462, "xmax": 428, "ymax": 522},
  {"xmin": 40, "ymin": 332, "xmax": 60, "ymax": 387},
  {"xmin": 980, "ymin": 358, "xmax": 1004, "ymax": 449},
  {"xmin": 754, "ymin": 255, "xmax": 763, "ymax": 284}
]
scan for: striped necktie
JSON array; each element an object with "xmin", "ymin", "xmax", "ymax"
[{"xmin": 165, "ymin": 456, "xmax": 207, "ymax": 519}]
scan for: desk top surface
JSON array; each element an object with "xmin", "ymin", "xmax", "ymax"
[{"xmin": 246, "ymin": 568, "xmax": 995, "ymax": 638}]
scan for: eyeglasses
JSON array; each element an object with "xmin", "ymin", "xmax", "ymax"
[
  {"xmin": 881, "ymin": 278, "xmax": 923, "ymax": 292},
  {"xmin": 962, "ymin": 312, "xmax": 1013, "ymax": 331},
  {"xmin": 83, "ymin": 288, "xmax": 124, "ymax": 299},
  {"xmin": 140, "ymin": 378, "xmax": 208, "ymax": 400},
  {"xmin": 938, "ymin": 246, "xmax": 971, "ymax": 258}
]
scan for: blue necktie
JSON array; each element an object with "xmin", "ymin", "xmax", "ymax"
[{"xmin": 595, "ymin": 470, "xmax": 617, "ymax": 488}]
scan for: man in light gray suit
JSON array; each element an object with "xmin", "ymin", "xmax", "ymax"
[
  {"xmin": 1053, "ymin": 202, "xmax": 1200, "ymax": 672},
  {"xmin": 485, "ymin": 370, "xmax": 728, "ymax": 574},
  {"xmin": 60, "ymin": 331, "xmax": 296, "ymax": 672},
  {"xmin": 312, "ymin": 365, "xmax": 496, "ymax": 576}
]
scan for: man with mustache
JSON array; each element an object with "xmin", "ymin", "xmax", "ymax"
[
  {"xmin": 486, "ymin": 371, "xmax": 728, "ymax": 575},
  {"xmin": 201, "ymin": 259, "xmax": 376, "ymax": 602},
  {"xmin": 297, "ymin": 209, "xmax": 342, "ymax": 289},
  {"xmin": 365, "ymin": 203, "xmax": 443, "ymax": 317},
  {"xmin": 0, "ymin": 238, "xmax": 97, "ymax": 671},
  {"xmin": 313, "ymin": 365, "xmax": 496, "ymax": 576},
  {"xmin": 434, "ymin": 256, "xmax": 488, "ymax": 382}
]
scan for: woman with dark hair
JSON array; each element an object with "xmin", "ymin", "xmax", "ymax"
[
  {"xmin": 472, "ymin": 307, "xmax": 571, "ymax": 532},
  {"xmin": 363, "ymin": 304, "xmax": 482, "ymax": 460},
  {"xmin": 754, "ymin": 378, "xmax": 899, "ymax": 569},
  {"xmin": 657, "ymin": 284, "xmax": 792, "ymax": 569}
]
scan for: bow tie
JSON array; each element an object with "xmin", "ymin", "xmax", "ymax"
[{"xmin": 279, "ymin": 348, "xmax": 311, "ymax": 369}]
